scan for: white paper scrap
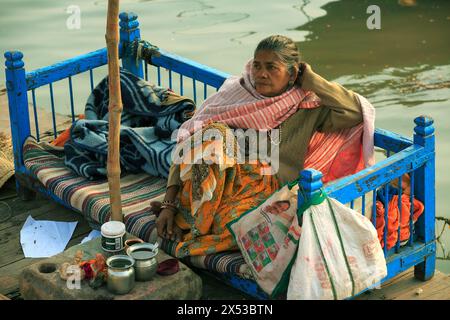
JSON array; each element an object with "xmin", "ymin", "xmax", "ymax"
[{"xmin": 20, "ymin": 215, "xmax": 78, "ymax": 258}]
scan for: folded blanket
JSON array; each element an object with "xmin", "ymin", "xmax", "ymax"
[{"xmin": 64, "ymin": 69, "xmax": 195, "ymax": 180}]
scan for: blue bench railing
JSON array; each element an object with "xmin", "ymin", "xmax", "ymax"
[{"xmin": 4, "ymin": 12, "xmax": 436, "ymax": 299}]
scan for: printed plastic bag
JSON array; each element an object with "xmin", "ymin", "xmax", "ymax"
[
  {"xmin": 227, "ymin": 182, "xmax": 302, "ymax": 298},
  {"xmin": 287, "ymin": 192, "xmax": 387, "ymax": 300}
]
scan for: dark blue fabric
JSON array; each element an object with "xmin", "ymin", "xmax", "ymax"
[
  {"xmin": 376, "ymin": 185, "xmax": 399, "ymax": 207},
  {"xmin": 64, "ymin": 69, "xmax": 195, "ymax": 180}
]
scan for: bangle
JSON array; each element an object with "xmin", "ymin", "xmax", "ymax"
[
  {"xmin": 162, "ymin": 200, "xmax": 178, "ymax": 208},
  {"xmin": 160, "ymin": 204, "xmax": 178, "ymax": 214}
]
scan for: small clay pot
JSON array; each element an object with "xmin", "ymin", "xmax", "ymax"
[{"xmin": 124, "ymin": 238, "xmax": 144, "ymax": 252}]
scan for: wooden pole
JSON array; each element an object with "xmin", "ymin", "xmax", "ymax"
[{"xmin": 105, "ymin": 0, "xmax": 123, "ymax": 222}]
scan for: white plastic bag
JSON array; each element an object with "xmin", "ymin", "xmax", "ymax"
[
  {"xmin": 287, "ymin": 194, "xmax": 387, "ymax": 300},
  {"xmin": 228, "ymin": 182, "xmax": 301, "ymax": 297}
]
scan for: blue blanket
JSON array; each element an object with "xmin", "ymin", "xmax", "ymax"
[{"xmin": 64, "ymin": 69, "xmax": 195, "ymax": 180}]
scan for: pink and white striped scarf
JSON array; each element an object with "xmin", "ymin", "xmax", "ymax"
[
  {"xmin": 177, "ymin": 60, "xmax": 321, "ymax": 141},
  {"xmin": 177, "ymin": 61, "xmax": 375, "ymax": 183},
  {"xmin": 304, "ymin": 93, "xmax": 375, "ymax": 183}
]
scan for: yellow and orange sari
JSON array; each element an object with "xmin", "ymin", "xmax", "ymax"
[{"xmin": 166, "ymin": 123, "xmax": 279, "ymax": 258}]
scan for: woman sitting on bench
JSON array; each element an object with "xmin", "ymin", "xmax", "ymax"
[{"xmin": 156, "ymin": 35, "xmax": 373, "ymax": 258}]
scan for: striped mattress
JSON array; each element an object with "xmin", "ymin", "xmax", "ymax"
[{"xmin": 23, "ymin": 137, "xmax": 251, "ymax": 278}]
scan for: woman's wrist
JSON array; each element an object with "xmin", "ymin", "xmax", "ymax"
[
  {"xmin": 160, "ymin": 204, "xmax": 178, "ymax": 214},
  {"xmin": 161, "ymin": 199, "xmax": 178, "ymax": 213},
  {"xmin": 298, "ymin": 63, "xmax": 321, "ymax": 92}
]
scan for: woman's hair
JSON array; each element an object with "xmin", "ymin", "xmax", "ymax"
[{"xmin": 254, "ymin": 35, "xmax": 300, "ymax": 77}]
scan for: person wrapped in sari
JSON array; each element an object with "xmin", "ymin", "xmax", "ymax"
[{"xmin": 156, "ymin": 35, "xmax": 375, "ymax": 258}]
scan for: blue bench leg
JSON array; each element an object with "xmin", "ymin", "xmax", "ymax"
[
  {"xmin": 414, "ymin": 253, "xmax": 436, "ymax": 281},
  {"xmin": 412, "ymin": 117, "xmax": 436, "ymax": 282}
]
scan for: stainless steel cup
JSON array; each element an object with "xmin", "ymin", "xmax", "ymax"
[
  {"xmin": 126, "ymin": 242, "xmax": 158, "ymax": 281},
  {"xmin": 106, "ymin": 255, "xmax": 135, "ymax": 295}
]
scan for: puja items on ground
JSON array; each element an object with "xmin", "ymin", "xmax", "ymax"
[{"xmin": 59, "ymin": 250, "xmax": 108, "ymax": 289}]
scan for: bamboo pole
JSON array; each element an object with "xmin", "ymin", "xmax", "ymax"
[{"xmin": 105, "ymin": 0, "xmax": 123, "ymax": 222}]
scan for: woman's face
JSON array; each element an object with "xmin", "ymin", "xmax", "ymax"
[{"xmin": 251, "ymin": 50, "xmax": 292, "ymax": 97}]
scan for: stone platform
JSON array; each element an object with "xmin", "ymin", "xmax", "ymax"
[{"xmin": 19, "ymin": 235, "xmax": 202, "ymax": 300}]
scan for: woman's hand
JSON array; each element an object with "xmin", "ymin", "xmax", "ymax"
[
  {"xmin": 296, "ymin": 62, "xmax": 308, "ymax": 87},
  {"xmin": 156, "ymin": 185, "xmax": 182, "ymax": 241},
  {"xmin": 156, "ymin": 208, "xmax": 183, "ymax": 241}
]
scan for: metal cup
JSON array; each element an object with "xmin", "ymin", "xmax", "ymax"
[
  {"xmin": 106, "ymin": 255, "xmax": 135, "ymax": 295},
  {"xmin": 126, "ymin": 242, "xmax": 158, "ymax": 281}
]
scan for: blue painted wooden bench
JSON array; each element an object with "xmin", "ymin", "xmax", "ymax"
[{"xmin": 4, "ymin": 12, "xmax": 436, "ymax": 299}]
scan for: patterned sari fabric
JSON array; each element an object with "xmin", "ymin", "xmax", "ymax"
[{"xmin": 164, "ymin": 123, "xmax": 279, "ymax": 258}]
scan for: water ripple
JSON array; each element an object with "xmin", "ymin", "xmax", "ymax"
[{"xmin": 335, "ymin": 64, "xmax": 450, "ymax": 109}]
